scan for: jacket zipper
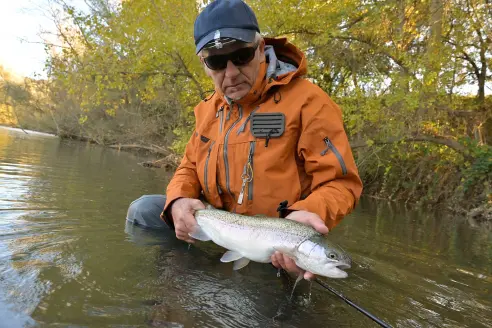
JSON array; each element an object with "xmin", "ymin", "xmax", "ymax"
[
  {"xmin": 204, "ymin": 140, "xmax": 215, "ymax": 193},
  {"xmin": 224, "ymin": 103, "xmax": 243, "ymax": 195},
  {"xmin": 216, "ymin": 106, "xmax": 224, "ymax": 133},
  {"xmin": 238, "ymin": 141, "xmax": 256, "ymax": 205},
  {"xmin": 237, "ymin": 106, "xmax": 260, "ymax": 135},
  {"xmin": 247, "ymin": 141, "xmax": 256, "ymax": 201},
  {"xmin": 321, "ymin": 137, "xmax": 347, "ymax": 175}
]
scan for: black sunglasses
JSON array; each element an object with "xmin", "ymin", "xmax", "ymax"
[{"xmin": 203, "ymin": 43, "xmax": 259, "ymax": 71}]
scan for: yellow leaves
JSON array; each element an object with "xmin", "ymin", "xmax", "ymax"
[
  {"xmin": 105, "ymin": 107, "xmax": 116, "ymax": 117},
  {"xmin": 78, "ymin": 115, "xmax": 88, "ymax": 125}
]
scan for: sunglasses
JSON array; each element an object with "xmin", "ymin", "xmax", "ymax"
[{"xmin": 202, "ymin": 43, "xmax": 259, "ymax": 71}]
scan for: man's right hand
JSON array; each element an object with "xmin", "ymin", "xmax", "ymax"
[{"xmin": 170, "ymin": 198, "xmax": 205, "ymax": 243}]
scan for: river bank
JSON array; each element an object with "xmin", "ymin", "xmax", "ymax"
[{"xmin": 2, "ymin": 124, "xmax": 489, "ymax": 224}]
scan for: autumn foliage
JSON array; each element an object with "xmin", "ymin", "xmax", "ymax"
[{"xmin": 1, "ymin": 0, "xmax": 490, "ymax": 217}]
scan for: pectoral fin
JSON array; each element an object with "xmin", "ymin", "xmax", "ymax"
[
  {"xmin": 233, "ymin": 257, "xmax": 250, "ymax": 270},
  {"xmin": 220, "ymin": 250, "xmax": 243, "ymax": 262},
  {"xmin": 188, "ymin": 226, "xmax": 211, "ymax": 241}
]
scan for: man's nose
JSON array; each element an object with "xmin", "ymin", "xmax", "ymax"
[{"xmin": 224, "ymin": 60, "xmax": 240, "ymax": 77}]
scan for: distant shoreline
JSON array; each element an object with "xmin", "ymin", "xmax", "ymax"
[{"xmin": 0, "ymin": 125, "xmax": 58, "ymax": 137}]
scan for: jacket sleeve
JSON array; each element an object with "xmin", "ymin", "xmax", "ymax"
[
  {"xmin": 288, "ymin": 96, "xmax": 363, "ymax": 230},
  {"xmin": 161, "ymin": 130, "xmax": 202, "ymax": 218}
]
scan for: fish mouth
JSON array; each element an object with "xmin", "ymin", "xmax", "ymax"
[
  {"xmin": 320, "ymin": 262, "xmax": 352, "ymax": 279},
  {"xmin": 328, "ymin": 263, "xmax": 350, "ymax": 278},
  {"xmin": 337, "ymin": 263, "xmax": 351, "ymax": 270}
]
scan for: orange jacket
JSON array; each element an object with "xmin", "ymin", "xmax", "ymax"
[{"xmin": 162, "ymin": 37, "xmax": 363, "ymax": 230}]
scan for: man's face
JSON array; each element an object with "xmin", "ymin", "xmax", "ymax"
[{"xmin": 200, "ymin": 38, "xmax": 265, "ymax": 101}]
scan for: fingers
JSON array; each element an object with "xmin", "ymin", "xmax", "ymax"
[
  {"xmin": 176, "ymin": 228, "xmax": 194, "ymax": 243},
  {"xmin": 304, "ymin": 271, "xmax": 315, "ymax": 280},
  {"xmin": 271, "ymin": 251, "xmax": 302, "ymax": 275},
  {"xmin": 310, "ymin": 218, "xmax": 329, "ymax": 234},
  {"xmin": 285, "ymin": 210, "xmax": 329, "ymax": 234},
  {"xmin": 271, "ymin": 253, "xmax": 280, "ymax": 268},
  {"xmin": 282, "ymin": 254, "xmax": 301, "ymax": 274},
  {"xmin": 170, "ymin": 198, "xmax": 203, "ymax": 243},
  {"xmin": 190, "ymin": 199, "xmax": 206, "ymax": 210},
  {"xmin": 271, "ymin": 250, "xmax": 317, "ymax": 281}
]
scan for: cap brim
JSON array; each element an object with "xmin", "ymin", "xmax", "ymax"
[{"xmin": 195, "ymin": 28, "xmax": 256, "ymax": 54}]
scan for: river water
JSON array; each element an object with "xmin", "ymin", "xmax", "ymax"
[{"xmin": 0, "ymin": 126, "xmax": 491, "ymax": 328}]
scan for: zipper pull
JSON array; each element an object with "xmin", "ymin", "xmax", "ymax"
[
  {"xmin": 237, "ymin": 179, "xmax": 247, "ymax": 205},
  {"xmin": 237, "ymin": 161, "xmax": 253, "ymax": 204},
  {"xmin": 264, "ymin": 128, "xmax": 279, "ymax": 148},
  {"xmin": 321, "ymin": 137, "xmax": 331, "ymax": 155},
  {"xmin": 216, "ymin": 106, "xmax": 224, "ymax": 118}
]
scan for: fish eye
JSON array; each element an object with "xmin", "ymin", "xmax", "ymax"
[{"xmin": 328, "ymin": 252, "xmax": 338, "ymax": 260}]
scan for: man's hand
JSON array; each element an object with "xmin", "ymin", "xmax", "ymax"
[
  {"xmin": 170, "ymin": 198, "xmax": 205, "ymax": 243},
  {"xmin": 271, "ymin": 210, "xmax": 329, "ymax": 280}
]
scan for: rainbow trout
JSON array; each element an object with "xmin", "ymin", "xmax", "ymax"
[{"xmin": 190, "ymin": 208, "xmax": 351, "ymax": 279}]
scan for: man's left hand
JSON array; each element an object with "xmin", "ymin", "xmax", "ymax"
[{"xmin": 271, "ymin": 210, "xmax": 329, "ymax": 280}]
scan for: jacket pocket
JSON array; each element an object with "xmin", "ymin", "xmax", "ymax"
[
  {"xmin": 204, "ymin": 140, "xmax": 215, "ymax": 193},
  {"xmin": 321, "ymin": 137, "xmax": 347, "ymax": 176}
]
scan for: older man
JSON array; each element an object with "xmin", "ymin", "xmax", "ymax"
[{"xmin": 127, "ymin": 0, "xmax": 362, "ymax": 280}]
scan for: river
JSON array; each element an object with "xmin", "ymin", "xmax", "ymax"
[{"xmin": 0, "ymin": 126, "xmax": 491, "ymax": 328}]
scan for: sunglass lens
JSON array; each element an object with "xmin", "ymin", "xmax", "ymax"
[
  {"xmin": 205, "ymin": 55, "xmax": 227, "ymax": 70},
  {"xmin": 204, "ymin": 45, "xmax": 257, "ymax": 70},
  {"xmin": 233, "ymin": 47, "xmax": 256, "ymax": 65}
]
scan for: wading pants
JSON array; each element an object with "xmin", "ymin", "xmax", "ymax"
[{"xmin": 126, "ymin": 194, "xmax": 170, "ymax": 229}]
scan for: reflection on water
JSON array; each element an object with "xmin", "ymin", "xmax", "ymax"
[{"xmin": 0, "ymin": 126, "xmax": 491, "ymax": 328}]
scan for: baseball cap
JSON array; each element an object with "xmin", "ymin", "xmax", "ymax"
[{"xmin": 194, "ymin": 0, "xmax": 260, "ymax": 54}]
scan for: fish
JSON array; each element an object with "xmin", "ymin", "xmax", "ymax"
[{"xmin": 189, "ymin": 208, "xmax": 352, "ymax": 280}]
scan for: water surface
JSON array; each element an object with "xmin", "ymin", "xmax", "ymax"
[{"xmin": 1, "ymin": 126, "xmax": 491, "ymax": 328}]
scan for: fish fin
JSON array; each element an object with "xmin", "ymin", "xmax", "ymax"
[
  {"xmin": 220, "ymin": 250, "xmax": 243, "ymax": 263},
  {"xmin": 233, "ymin": 257, "xmax": 250, "ymax": 270},
  {"xmin": 188, "ymin": 226, "xmax": 212, "ymax": 241}
]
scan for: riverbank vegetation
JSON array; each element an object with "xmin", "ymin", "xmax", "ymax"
[{"xmin": 0, "ymin": 0, "xmax": 490, "ymax": 220}]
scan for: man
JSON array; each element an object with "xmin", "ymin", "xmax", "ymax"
[{"xmin": 126, "ymin": 0, "xmax": 362, "ymax": 280}]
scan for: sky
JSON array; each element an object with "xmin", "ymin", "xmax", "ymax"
[
  {"xmin": 0, "ymin": 0, "xmax": 92, "ymax": 79},
  {"xmin": 0, "ymin": 0, "xmax": 54, "ymax": 79}
]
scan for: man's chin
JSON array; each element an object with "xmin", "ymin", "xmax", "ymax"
[{"xmin": 224, "ymin": 86, "xmax": 250, "ymax": 100}]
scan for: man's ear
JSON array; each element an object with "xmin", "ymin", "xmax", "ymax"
[
  {"xmin": 198, "ymin": 56, "xmax": 212, "ymax": 77},
  {"xmin": 259, "ymin": 38, "xmax": 265, "ymax": 51},
  {"xmin": 258, "ymin": 38, "xmax": 266, "ymax": 61}
]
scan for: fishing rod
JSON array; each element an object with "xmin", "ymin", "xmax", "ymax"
[{"xmin": 314, "ymin": 278, "xmax": 393, "ymax": 328}]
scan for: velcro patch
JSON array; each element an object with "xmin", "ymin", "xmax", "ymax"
[{"xmin": 250, "ymin": 112, "xmax": 285, "ymax": 138}]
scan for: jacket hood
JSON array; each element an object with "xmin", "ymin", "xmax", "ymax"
[{"xmin": 215, "ymin": 37, "xmax": 308, "ymax": 107}]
